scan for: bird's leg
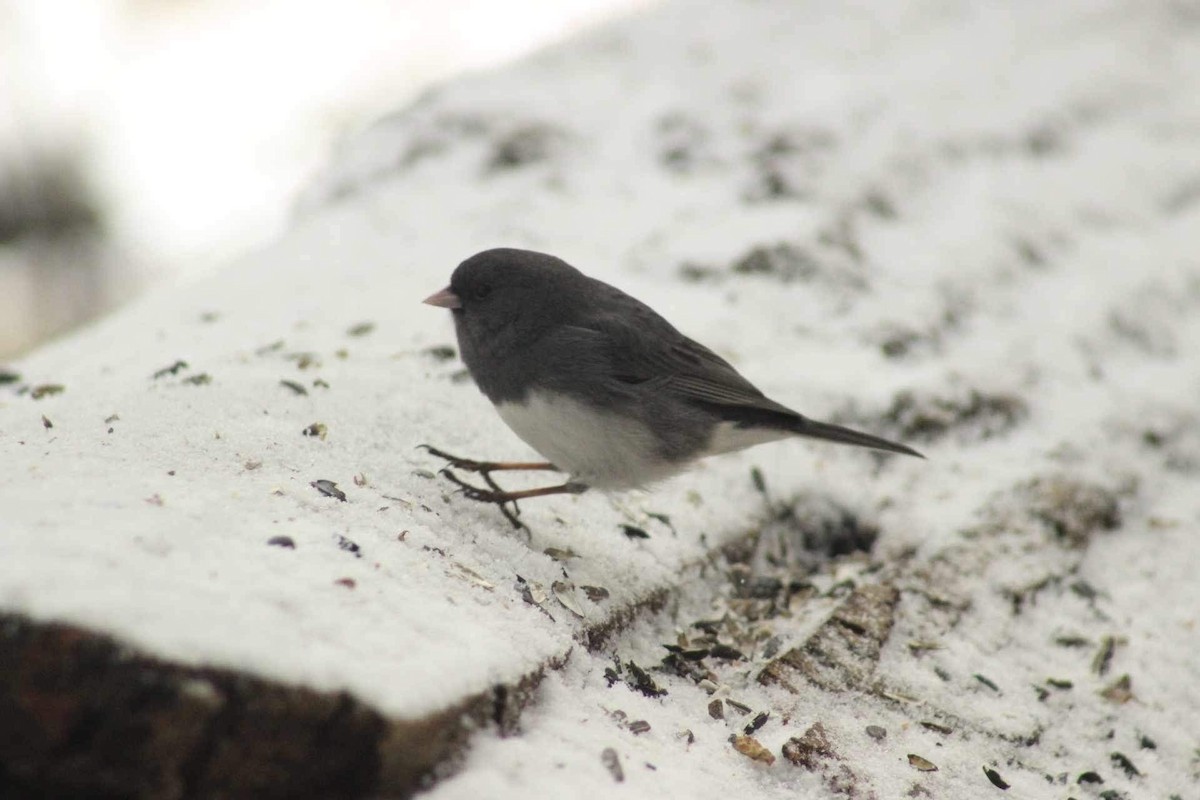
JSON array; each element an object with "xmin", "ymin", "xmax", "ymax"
[
  {"xmin": 441, "ymin": 471, "xmax": 588, "ymax": 504},
  {"xmin": 439, "ymin": 468, "xmax": 587, "ymax": 529},
  {"xmin": 439, "ymin": 468, "xmax": 525, "ymax": 529},
  {"xmin": 418, "ymin": 445, "xmax": 558, "ymax": 475}
]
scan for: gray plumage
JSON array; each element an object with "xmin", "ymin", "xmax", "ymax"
[{"xmin": 428, "ymin": 248, "xmax": 921, "ymax": 491}]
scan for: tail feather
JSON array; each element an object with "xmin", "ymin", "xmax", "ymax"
[{"xmin": 793, "ymin": 417, "xmax": 924, "ymax": 458}]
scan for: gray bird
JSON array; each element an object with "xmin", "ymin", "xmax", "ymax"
[{"xmin": 423, "ymin": 248, "xmax": 921, "ymax": 522}]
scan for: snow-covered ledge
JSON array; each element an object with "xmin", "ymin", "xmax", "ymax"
[{"xmin": 4, "ymin": 1, "xmax": 1200, "ymax": 797}]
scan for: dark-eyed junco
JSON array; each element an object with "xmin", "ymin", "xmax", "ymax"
[{"xmin": 423, "ymin": 248, "xmax": 921, "ymax": 522}]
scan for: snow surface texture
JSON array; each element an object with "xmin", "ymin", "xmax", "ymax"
[{"xmin": 4, "ymin": 0, "xmax": 1200, "ymax": 797}]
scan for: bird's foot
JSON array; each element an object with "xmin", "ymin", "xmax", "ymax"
[{"xmin": 439, "ymin": 468, "xmax": 526, "ymax": 530}]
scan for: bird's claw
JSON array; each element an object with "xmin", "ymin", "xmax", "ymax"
[{"xmin": 439, "ymin": 468, "xmax": 525, "ymax": 529}]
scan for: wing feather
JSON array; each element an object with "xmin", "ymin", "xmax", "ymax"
[{"xmin": 564, "ymin": 299, "xmax": 799, "ymax": 422}]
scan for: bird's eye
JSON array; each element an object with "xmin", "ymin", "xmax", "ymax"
[{"xmin": 473, "ymin": 285, "xmax": 492, "ymax": 301}]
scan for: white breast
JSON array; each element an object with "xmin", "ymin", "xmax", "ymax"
[{"xmin": 495, "ymin": 391, "xmax": 682, "ymax": 490}]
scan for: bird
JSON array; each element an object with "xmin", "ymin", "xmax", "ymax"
[{"xmin": 423, "ymin": 248, "xmax": 921, "ymax": 525}]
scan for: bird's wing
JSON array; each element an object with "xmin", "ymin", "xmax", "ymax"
[
  {"xmin": 563, "ymin": 306, "xmax": 799, "ymax": 420},
  {"xmin": 560, "ymin": 294, "xmax": 924, "ymax": 458}
]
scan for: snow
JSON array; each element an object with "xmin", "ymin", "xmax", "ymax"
[{"xmin": 4, "ymin": 0, "xmax": 1200, "ymax": 796}]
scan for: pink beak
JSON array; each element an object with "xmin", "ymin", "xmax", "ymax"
[{"xmin": 423, "ymin": 286, "xmax": 462, "ymax": 309}]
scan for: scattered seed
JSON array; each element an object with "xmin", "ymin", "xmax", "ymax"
[
  {"xmin": 1055, "ymin": 635, "xmax": 1090, "ymax": 648},
  {"xmin": 709, "ymin": 644, "xmax": 745, "ymax": 661},
  {"xmin": 908, "ymin": 754, "xmax": 938, "ymax": 772},
  {"xmin": 762, "ymin": 636, "xmax": 781, "ymax": 659},
  {"xmin": 353, "ymin": 473, "xmax": 367, "ymax": 487},
  {"xmin": 731, "ymin": 735, "xmax": 775, "ymax": 765},
  {"xmin": 581, "ymin": 585, "xmax": 610, "ymax": 602},
  {"xmin": 1077, "ymin": 771, "xmax": 1104, "ymax": 784},
  {"xmin": 1093, "ymin": 636, "xmax": 1117, "ymax": 675},
  {"xmin": 313, "ymin": 378, "xmax": 330, "ymax": 389},
  {"xmin": 739, "ymin": 576, "xmax": 783, "ymax": 599},
  {"xmin": 620, "ymin": 524, "xmax": 650, "ymax": 539},
  {"xmin": 244, "ymin": 459, "xmax": 263, "ymax": 470},
  {"xmin": 552, "ymin": 580, "xmax": 586, "ymax": 618},
  {"xmin": 744, "ymin": 712, "xmax": 769, "ymax": 735},
  {"xmin": 515, "ymin": 575, "xmax": 554, "ymax": 620},
  {"xmin": 544, "ymin": 547, "xmax": 580, "ymax": 562},
  {"xmin": 601, "ymin": 748, "xmax": 624, "ymax": 782},
  {"xmin": 41, "ymin": 415, "xmax": 52, "ymax": 429},
  {"xmin": 423, "ymin": 344, "xmax": 457, "ymax": 361},
  {"xmin": 0, "ymin": 369, "xmax": 20, "ymax": 385},
  {"xmin": 256, "ymin": 340, "xmax": 285, "ymax": 355},
  {"xmin": 725, "ymin": 699, "xmax": 752, "ymax": 715},
  {"xmin": 974, "ymin": 673, "xmax": 1000, "ymax": 691},
  {"xmin": 1100, "ymin": 674, "xmax": 1134, "ymax": 704},
  {"xmin": 183, "ymin": 373, "xmax": 211, "ymax": 385},
  {"xmin": 1069, "ymin": 580, "xmax": 1100, "ymax": 600},
  {"xmin": 920, "ymin": 721, "xmax": 952, "ymax": 735},
  {"xmin": 628, "ymin": 720, "xmax": 651, "ymax": 735},
  {"xmin": 1046, "ymin": 678, "xmax": 1073, "ymax": 690},
  {"xmin": 750, "ymin": 466, "xmax": 767, "ymax": 494},
  {"xmin": 865, "ymin": 725, "xmax": 887, "ymax": 741},
  {"xmin": 1110, "ymin": 752, "xmax": 1139, "ymax": 778},
  {"xmin": 334, "ymin": 577, "xmax": 356, "ymax": 589},
  {"xmin": 280, "ymin": 379, "xmax": 307, "ymax": 395},
  {"xmin": 152, "ymin": 361, "xmax": 188, "ymax": 379},
  {"xmin": 333, "ymin": 533, "xmax": 361, "ymax": 556},
  {"xmin": 30, "ymin": 384, "xmax": 65, "ymax": 399},
  {"xmin": 288, "ymin": 352, "xmax": 319, "ymax": 370},
  {"xmin": 1139, "ymin": 735, "xmax": 1156, "ymax": 750},
  {"xmin": 267, "ymin": 536, "xmax": 296, "ymax": 549},
  {"xmin": 302, "ymin": 422, "xmax": 328, "ymax": 439},
  {"xmin": 983, "ymin": 766, "xmax": 1010, "ymax": 789},
  {"xmin": 347, "ymin": 322, "xmax": 375, "ymax": 337},
  {"xmin": 645, "ymin": 511, "xmax": 674, "ymax": 532},
  {"xmin": 625, "ymin": 660, "xmax": 667, "ymax": 698},
  {"xmin": 312, "ymin": 480, "xmax": 347, "ymax": 502},
  {"xmin": 448, "ymin": 563, "xmax": 494, "ymax": 590},
  {"xmin": 517, "ymin": 576, "xmax": 548, "ymax": 604},
  {"xmin": 708, "ymin": 699, "xmax": 724, "ymax": 720}
]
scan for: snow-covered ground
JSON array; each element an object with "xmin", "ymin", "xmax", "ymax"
[{"xmin": 3, "ymin": 0, "xmax": 1200, "ymax": 796}]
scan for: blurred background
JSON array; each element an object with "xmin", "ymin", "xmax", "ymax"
[{"xmin": 0, "ymin": 0, "xmax": 650, "ymax": 359}]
